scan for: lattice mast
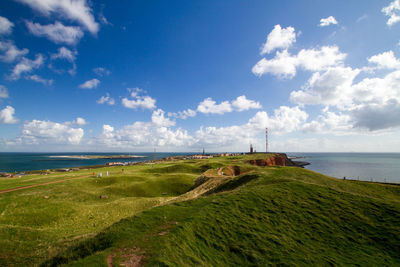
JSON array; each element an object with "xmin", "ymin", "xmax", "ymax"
[{"xmin": 265, "ymin": 128, "xmax": 269, "ymax": 153}]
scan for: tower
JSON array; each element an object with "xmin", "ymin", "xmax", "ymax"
[
  {"xmin": 250, "ymin": 144, "xmax": 254, "ymax": 154},
  {"xmin": 265, "ymin": 128, "xmax": 269, "ymax": 153}
]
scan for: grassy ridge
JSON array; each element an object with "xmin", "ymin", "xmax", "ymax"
[
  {"xmin": 1, "ymin": 154, "xmax": 400, "ymax": 266},
  {"xmin": 0, "ymin": 162, "xmax": 205, "ymax": 266},
  {"xmin": 47, "ymin": 164, "xmax": 400, "ymax": 266}
]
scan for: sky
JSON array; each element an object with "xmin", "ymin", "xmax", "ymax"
[{"xmin": 0, "ymin": 0, "xmax": 400, "ymax": 153}]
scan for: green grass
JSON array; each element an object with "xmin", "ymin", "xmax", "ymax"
[{"xmin": 1, "ymin": 154, "xmax": 400, "ymax": 266}]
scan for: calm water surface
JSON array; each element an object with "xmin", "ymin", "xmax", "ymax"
[
  {"xmin": 0, "ymin": 152, "xmax": 191, "ymax": 173},
  {"xmin": 287, "ymin": 153, "xmax": 400, "ymax": 183}
]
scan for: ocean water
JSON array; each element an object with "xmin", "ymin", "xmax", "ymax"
[
  {"xmin": 287, "ymin": 153, "xmax": 400, "ymax": 183},
  {"xmin": 0, "ymin": 152, "xmax": 192, "ymax": 173}
]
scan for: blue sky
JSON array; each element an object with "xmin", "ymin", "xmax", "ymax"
[{"xmin": 1, "ymin": 0, "xmax": 400, "ymax": 152}]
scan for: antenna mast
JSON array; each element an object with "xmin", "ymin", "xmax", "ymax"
[{"xmin": 266, "ymin": 128, "xmax": 269, "ymax": 153}]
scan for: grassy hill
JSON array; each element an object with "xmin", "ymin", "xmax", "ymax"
[{"xmin": 0, "ymin": 154, "xmax": 399, "ymax": 266}]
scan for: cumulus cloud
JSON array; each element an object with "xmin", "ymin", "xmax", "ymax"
[
  {"xmin": 260, "ymin": 25, "xmax": 296, "ymax": 55},
  {"xmin": 26, "ymin": 21, "xmax": 84, "ymax": 45},
  {"xmin": 232, "ymin": 95, "xmax": 262, "ymax": 111},
  {"xmin": 16, "ymin": 0, "xmax": 99, "ymax": 34},
  {"xmin": 253, "ymin": 46, "xmax": 346, "ymax": 78},
  {"xmin": 252, "ymin": 50, "xmax": 298, "ymax": 78},
  {"xmin": 302, "ymin": 109, "xmax": 353, "ymax": 134},
  {"xmin": 151, "ymin": 109, "xmax": 175, "ymax": 127},
  {"xmin": 93, "ymin": 67, "xmax": 110, "ymax": 76},
  {"xmin": 122, "ymin": 89, "xmax": 156, "ymax": 110},
  {"xmin": 79, "ymin": 78, "xmax": 100, "ymax": 89},
  {"xmin": 97, "ymin": 93, "xmax": 115, "ymax": 105},
  {"xmin": 50, "ymin": 46, "xmax": 77, "ymax": 75},
  {"xmin": 18, "ymin": 119, "xmax": 84, "ymax": 145},
  {"xmin": 168, "ymin": 109, "xmax": 197, "ymax": 120},
  {"xmin": 351, "ymin": 99, "xmax": 400, "ymax": 131},
  {"xmin": 195, "ymin": 106, "xmax": 308, "ymax": 149},
  {"xmin": 64, "ymin": 117, "xmax": 87, "ymax": 126},
  {"xmin": 10, "ymin": 54, "xmax": 44, "ymax": 80},
  {"xmin": 122, "ymin": 96, "xmax": 156, "ymax": 110},
  {"xmin": 0, "ymin": 85, "xmax": 9, "ymax": 99},
  {"xmin": 291, "ymin": 62, "xmax": 400, "ymax": 133},
  {"xmin": 0, "ymin": 106, "xmax": 18, "ymax": 124},
  {"xmin": 319, "ymin": 16, "xmax": 338, "ymax": 27},
  {"xmin": 368, "ymin": 50, "xmax": 400, "ymax": 70},
  {"xmin": 197, "ymin": 98, "xmax": 232, "ymax": 114},
  {"xmin": 51, "ymin": 46, "xmax": 77, "ymax": 62},
  {"xmin": 290, "ymin": 67, "xmax": 360, "ymax": 108},
  {"xmin": 25, "ymin": 74, "xmax": 54, "ymax": 85},
  {"xmin": 0, "ymin": 16, "xmax": 14, "ymax": 35},
  {"xmin": 95, "ymin": 110, "xmax": 193, "ymax": 149},
  {"xmin": 382, "ymin": 0, "xmax": 400, "ymax": 26},
  {"xmin": 0, "ymin": 41, "xmax": 29, "ymax": 63}
]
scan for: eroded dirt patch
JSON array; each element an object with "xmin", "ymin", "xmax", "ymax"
[{"xmin": 107, "ymin": 247, "xmax": 144, "ymax": 267}]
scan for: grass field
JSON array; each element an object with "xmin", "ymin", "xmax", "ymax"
[{"xmin": 0, "ymin": 154, "xmax": 399, "ymax": 266}]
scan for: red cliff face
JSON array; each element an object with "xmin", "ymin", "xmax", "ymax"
[{"xmin": 249, "ymin": 154, "xmax": 293, "ymax": 167}]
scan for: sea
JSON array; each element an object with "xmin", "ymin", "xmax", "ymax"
[
  {"xmin": 0, "ymin": 152, "xmax": 399, "ymax": 184},
  {"xmin": 0, "ymin": 152, "xmax": 191, "ymax": 173},
  {"xmin": 287, "ymin": 152, "xmax": 400, "ymax": 184}
]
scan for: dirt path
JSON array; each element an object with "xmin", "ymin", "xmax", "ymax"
[
  {"xmin": 218, "ymin": 167, "xmax": 223, "ymax": 176},
  {"xmin": 0, "ymin": 175, "xmax": 91, "ymax": 195}
]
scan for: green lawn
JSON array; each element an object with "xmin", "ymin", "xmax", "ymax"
[{"xmin": 1, "ymin": 154, "xmax": 399, "ymax": 266}]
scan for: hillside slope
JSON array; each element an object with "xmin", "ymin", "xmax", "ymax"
[{"xmin": 42, "ymin": 157, "xmax": 400, "ymax": 266}]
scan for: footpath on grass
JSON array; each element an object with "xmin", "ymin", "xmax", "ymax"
[{"xmin": 0, "ymin": 175, "xmax": 91, "ymax": 194}]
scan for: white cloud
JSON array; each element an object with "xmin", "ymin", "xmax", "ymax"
[
  {"xmin": 93, "ymin": 67, "xmax": 110, "ymax": 76},
  {"xmin": 357, "ymin": 14, "xmax": 368, "ymax": 23},
  {"xmin": 16, "ymin": 0, "xmax": 99, "ymax": 34},
  {"xmin": 168, "ymin": 109, "xmax": 197, "ymax": 119},
  {"xmin": 302, "ymin": 109, "xmax": 353, "ymax": 134},
  {"xmin": 368, "ymin": 50, "xmax": 400, "ymax": 70},
  {"xmin": 18, "ymin": 119, "xmax": 84, "ymax": 145},
  {"xmin": 0, "ymin": 16, "xmax": 14, "ymax": 35},
  {"xmin": 0, "ymin": 85, "xmax": 9, "ymax": 99},
  {"xmin": 93, "ymin": 106, "xmax": 305, "ymax": 151},
  {"xmin": 195, "ymin": 106, "xmax": 308, "ymax": 149},
  {"xmin": 0, "ymin": 41, "xmax": 29, "ymax": 63},
  {"xmin": 10, "ymin": 54, "xmax": 44, "ymax": 80},
  {"xmin": 253, "ymin": 46, "xmax": 346, "ymax": 78},
  {"xmin": 26, "ymin": 21, "xmax": 84, "ymax": 45},
  {"xmin": 252, "ymin": 50, "xmax": 298, "ymax": 78},
  {"xmin": 50, "ymin": 46, "xmax": 77, "ymax": 75},
  {"xmin": 296, "ymin": 46, "xmax": 346, "ymax": 71},
  {"xmin": 79, "ymin": 78, "xmax": 100, "ymax": 89},
  {"xmin": 232, "ymin": 95, "xmax": 262, "ymax": 111},
  {"xmin": 97, "ymin": 93, "xmax": 115, "ymax": 105},
  {"xmin": 197, "ymin": 97, "xmax": 232, "ymax": 114},
  {"xmin": 96, "ymin": 111, "xmax": 193, "ymax": 149},
  {"xmin": 74, "ymin": 117, "xmax": 87, "ymax": 125},
  {"xmin": 151, "ymin": 109, "xmax": 175, "ymax": 127},
  {"xmin": 0, "ymin": 106, "xmax": 18, "ymax": 124},
  {"xmin": 25, "ymin": 74, "xmax": 54, "ymax": 85},
  {"xmin": 319, "ymin": 16, "xmax": 338, "ymax": 27},
  {"xmin": 65, "ymin": 117, "xmax": 87, "ymax": 126},
  {"xmin": 51, "ymin": 46, "xmax": 77, "ymax": 62},
  {"xmin": 290, "ymin": 67, "xmax": 360, "ymax": 108},
  {"xmin": 260, "ymin": 24, "xmax": 296, "ymax": 55},
  {"xmin": 291, "ymin": 62, "xmax": 400, "ymax": 133},
  {"xmin": 122, "ymin": 89, "xmax": 156, "ymax": 110},
  {"xmin": 382, "ymin": 0, "xmax": 400, "ymax": 26},
  {"xmin": 122, "ymin": 96, "xmax": 156, "ymax": 110}
]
